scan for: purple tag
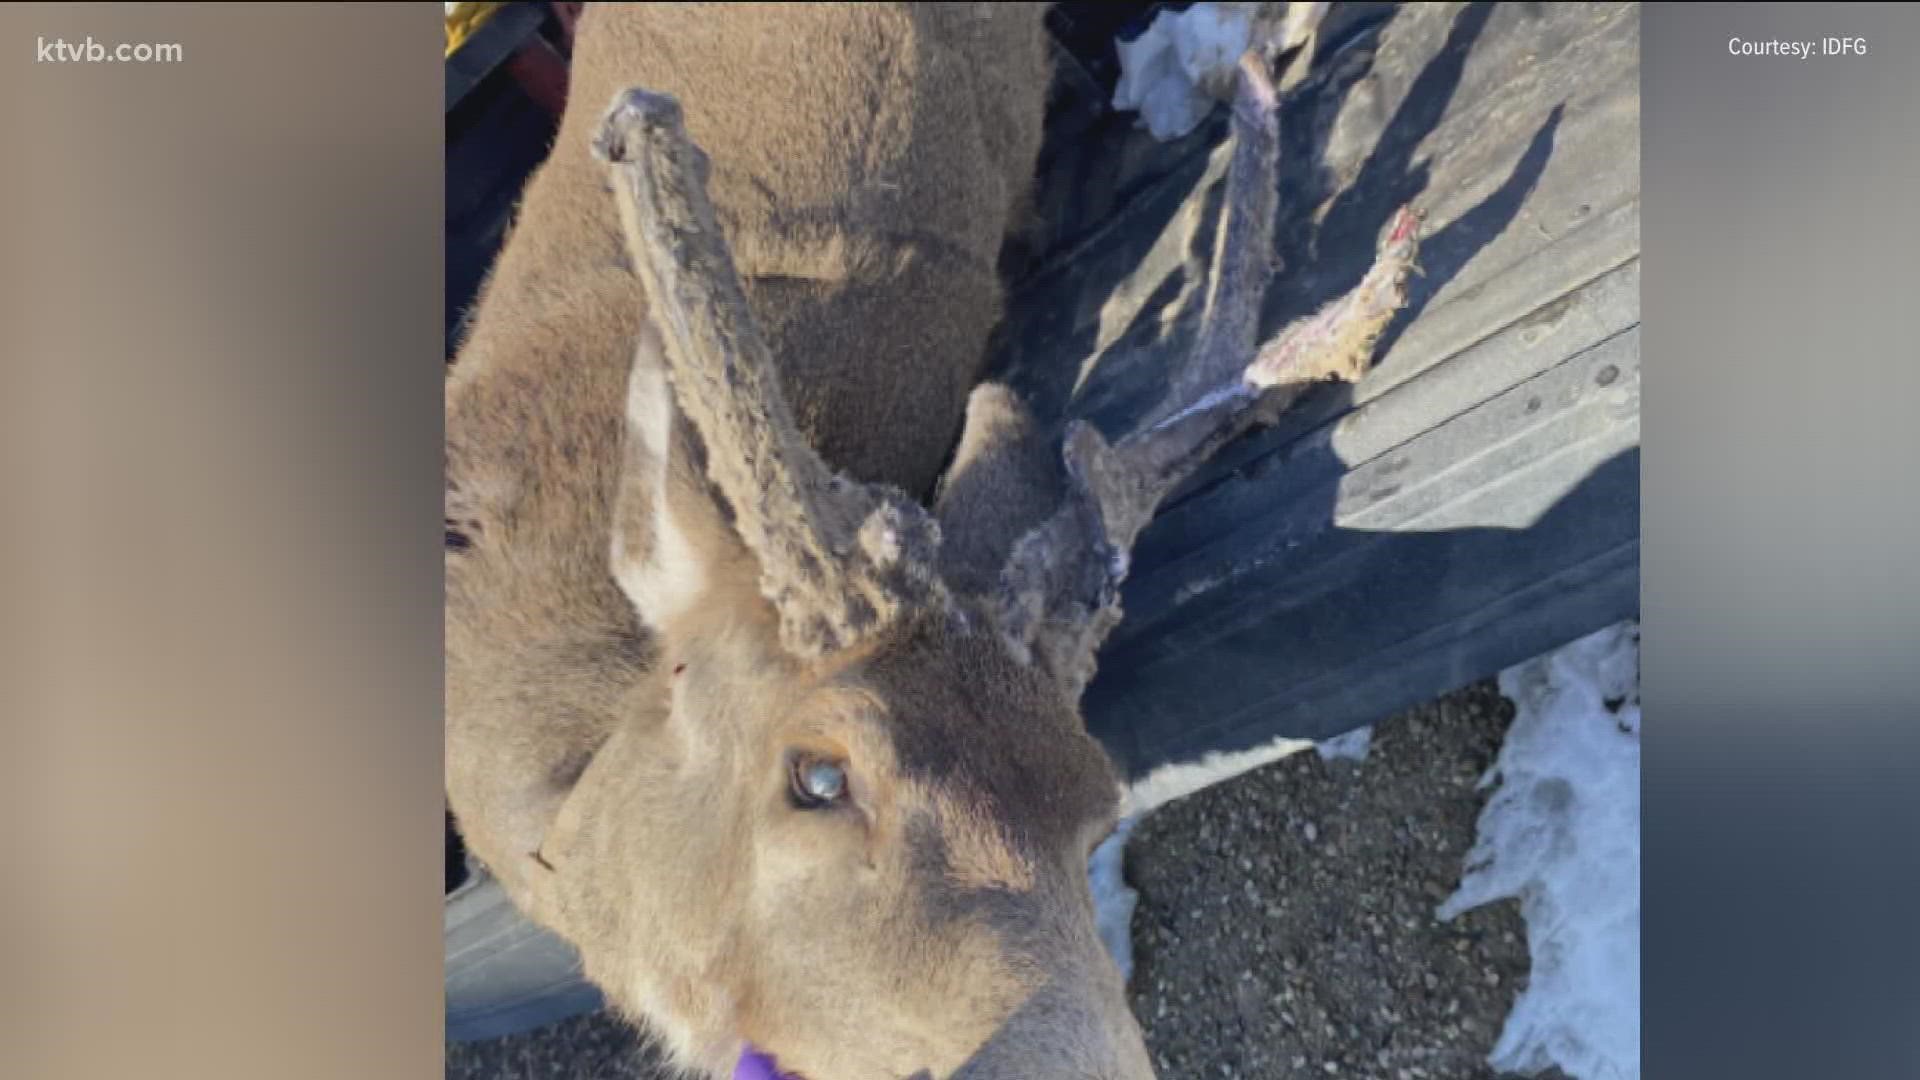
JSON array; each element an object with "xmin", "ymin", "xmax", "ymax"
[{"xmin": 734, "ymin": 1045, "xmax": 787, "ymax": 1080}]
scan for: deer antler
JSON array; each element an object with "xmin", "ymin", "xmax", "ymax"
[
  {"xmin": 593, "ymin": 90, "xmax": 945, "ymax": 658},
  {"xmin": 998, "ymin": 32, "xmax": 1423, "ymax": 694}
]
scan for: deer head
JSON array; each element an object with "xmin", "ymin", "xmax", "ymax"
[{"xmin": 519, "ymin": 13, "xmax": 1419, "ymax": 1078}]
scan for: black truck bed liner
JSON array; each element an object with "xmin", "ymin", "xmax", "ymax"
[{"xmin": 1002, "ymin": 1, "xmax": 1640, "ymax": 789}]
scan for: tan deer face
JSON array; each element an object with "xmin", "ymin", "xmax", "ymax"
[
  {"xmin": 572, "ymin": 586, "xmax": 1150, "ymax": 1078},
  {"xmin": 535, "ymin": 284, "xmax": 1158, "ymax": 1075}
]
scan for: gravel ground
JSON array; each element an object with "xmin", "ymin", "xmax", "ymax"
[
  {"xmin": 1126, "ymin": 680, "xmax": 1560, "ymax": 1080},
  {"xmin": 448, "ymin": 679, "xmax": 1557, "ymax": 1080}
]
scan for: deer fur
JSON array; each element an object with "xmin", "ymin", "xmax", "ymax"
[{"xmin": 447, "ymin": 4, "xmax": 1412, "ymax": 1078}]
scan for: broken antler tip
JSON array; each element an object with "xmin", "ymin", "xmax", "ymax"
[
  {"xmin": 1228, "ymin": 50, "xmax": 1283, "ymax": 132},
  {"xmin": 1235, "ymin": 50, "xmax": 1280, "ymax": 111},
  {"xmin": 590, "ymin": 87, "xmax": 685, "ymax": 164}
]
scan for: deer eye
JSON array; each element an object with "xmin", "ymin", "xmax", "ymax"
[{"xmin": 788, "ymin": 754, "xmax": 848, "ymax": 809}]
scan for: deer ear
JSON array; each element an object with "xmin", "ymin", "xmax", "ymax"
[{"xmin": 610, "ymin": 327, "xmax": 729, "ymax": 635}]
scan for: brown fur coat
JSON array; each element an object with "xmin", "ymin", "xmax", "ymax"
[{"xmin": 446, "ymin": 0, "xmax": 1052, "ymax": 935}]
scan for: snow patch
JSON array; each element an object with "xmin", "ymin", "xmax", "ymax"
[
  {"xmin": 1112, "ymin": 2, "xmax": 1259, "ymax": 141},
  {"xmin": 1087, "ymin": 815, "xmax": 1142, "ymax": 981},
  {"xmin": 1439, "ymin": 621, "xmax": 1641, "ymax": 1080},
  {"xmin": 1314, "ymin": 724, "xmax": 1373, "ymax": 763}
]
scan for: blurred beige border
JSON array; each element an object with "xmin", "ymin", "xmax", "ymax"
[{"xmin": 3, "ymin": 5, "xmax": 444, "ymax": 1078}]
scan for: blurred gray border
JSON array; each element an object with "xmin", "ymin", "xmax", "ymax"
[{"xmin": 1644, "ymin": 6, "xmax": 1920, "ymax": 1079}]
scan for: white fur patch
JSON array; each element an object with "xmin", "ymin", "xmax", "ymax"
[
  {"xmin": 614, "ymin": 357, "xmax": 706, "ymax": 627},
  {"xmin": 627, "ymin": 357, "xmax": 672, "ymax": 460},
  {"xmin": 1120, "ymin": 733, "xmax": 1317, "ymax": 816}
]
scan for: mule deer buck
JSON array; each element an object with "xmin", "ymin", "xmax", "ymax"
[{"xmin": 447, "ymin": 3, "xmax": 1415, "ymax": 1077}]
